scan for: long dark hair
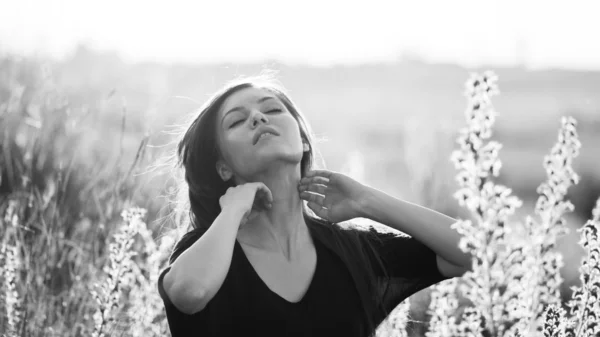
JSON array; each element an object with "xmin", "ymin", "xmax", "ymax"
[{"xmin": 164, "ymin": 73, "xmax": 390, "ymax": 335}]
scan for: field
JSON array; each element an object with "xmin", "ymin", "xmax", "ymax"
[{"xmin": 1, "ymin": 47, "xmax": 599, "ymax": 336}]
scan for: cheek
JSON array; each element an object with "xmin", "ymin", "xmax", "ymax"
[
  {"xmin": 225, "ymin": 136, "xmax": 252, "ymax": 159},
  {"xmin": 219, "ymin": 133, "xmax": 250, "ymax": 163},
  {"xmin": 282, "ymin": 118, "xmax": 303, "ymax": 144}
]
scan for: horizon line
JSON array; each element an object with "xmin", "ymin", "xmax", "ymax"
[{"xmin": 2, "ymin": 43, "xmax": 600, "ymax": 73}]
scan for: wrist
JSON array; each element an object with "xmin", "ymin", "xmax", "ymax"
[
  {"xmin": 357, "ymin": 186, "xmax": 375, "ymax": 219},
  {"xmin": 222, "ymin": 206, "xmax": 247, "ymax": 222}
]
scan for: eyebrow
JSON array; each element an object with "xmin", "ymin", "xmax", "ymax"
[{"xmin": 221, "ymin": 96, "xmax": 277, "ymax": 127}]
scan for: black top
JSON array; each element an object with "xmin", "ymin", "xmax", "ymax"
[{"xmin": 157, "ymin": 220, "xmax": 450, "ymax": 337}]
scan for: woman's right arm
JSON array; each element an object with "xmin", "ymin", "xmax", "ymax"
[{"xmin": 162, "ymin": 206, "xmax": 245, "ymax": 315}]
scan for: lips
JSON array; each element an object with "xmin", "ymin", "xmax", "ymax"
[{"xmin": 253, "ymin": 126, "xmax": 280, "ymax": 145}]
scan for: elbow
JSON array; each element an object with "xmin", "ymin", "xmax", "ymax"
[
  {"xmin": 452, "ymin": 264, "xmax": 471, "ymax": 277},
  {"xmin": 436, "ymin": 255, "xmax": 470, "ymax": 278},
  {"xmin": 163, "ymin": 269, "xmax": 209, "ymax": 315},
  {"xmin": 173, "ymin": 286, "xmax": 209, "ymax": 315}
]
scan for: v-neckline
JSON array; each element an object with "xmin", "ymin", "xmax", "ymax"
[{"xmin": 234, "ymin": 237, "xmax": 319, "ymax": 305}]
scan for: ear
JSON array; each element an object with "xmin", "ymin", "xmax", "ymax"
[
  {"xmin": 216, "ymin": 160, "xmax": 233, "ymax": 181},
  {"xmin": 303, "ymin": 142, "xmax": 310, "ymax": 152}
]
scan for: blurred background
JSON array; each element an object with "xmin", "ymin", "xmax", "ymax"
[{"xmin": 1, "ymin": 0, "xmax": 599, "ymax": 335}]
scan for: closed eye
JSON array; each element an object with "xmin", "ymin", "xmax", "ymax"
[{"xmin": 229, "ymin": 109, "xmax": 282, "ymax": 128}]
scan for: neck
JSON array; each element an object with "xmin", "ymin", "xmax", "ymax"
[{"xmin": 237, "ymin": 164, "xmax": 310, "ymax": 261}]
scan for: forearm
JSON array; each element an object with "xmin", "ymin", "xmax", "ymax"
[
  {"xmin": 360, "ymin": 186, "xmax": 470, "ymax": 268},
  {"xmin": 164, "ymin": 208, "xmax": 242, "ymax": 313}
]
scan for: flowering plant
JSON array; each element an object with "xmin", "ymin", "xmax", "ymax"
[
  {"xmin": 90, "ymin": 208, "xmax": 146, "ymax": 337},
  {"xmin": 423, "ymin": 72, "xmax": 599, "ymax": 337},
  {"xmin": 544, "ymin": 199, "xmax": 600, "ymax": 337}
]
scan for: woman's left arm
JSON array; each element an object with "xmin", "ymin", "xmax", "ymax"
[
  {"xmin": 298, "ymin": 169, "xmax": 471, "ymax": 278},
  {"xmin": 359, "ymin": 186, "xmax": 472, "ymax": 278}
]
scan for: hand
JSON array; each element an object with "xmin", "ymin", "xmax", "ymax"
[
  {"xmin": 298, "ymin": 169, "xmax": 369, "ymax": 223},
  {"xmin": 220, "ymin": 182, "xmax": 273, "ymax": 228}
]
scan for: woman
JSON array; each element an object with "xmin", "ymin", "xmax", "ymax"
[{"xmin": 157, "ymin": 74, "xmax": 471, "ymax": 337}]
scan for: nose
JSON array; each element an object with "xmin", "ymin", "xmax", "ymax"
[{"xmin": 251, "ymin": 111, "xmax": 268, "ymax": 127}]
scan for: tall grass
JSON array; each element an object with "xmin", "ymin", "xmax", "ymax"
[
  {"xmin": 0, "ymin": 57, "xmax": 172, "ymax": 336},
  {"xmin": 1, "ymin": 59, "xmax": 599, "ymax": 337}
]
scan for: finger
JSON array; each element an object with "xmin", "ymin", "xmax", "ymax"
[
  {"xmin": 307, "ymin": 201, "xmax": 329, "ymax": 220},
  {"xmin": 300, "ymin": 191, "xmax": 325, "ymax": 206},
  {"xmin": 300, "ymin": 183, "xmax": 327, "ymax": 195},
  {"xmin": 305, "ymin": 169, "xmax": 333, "ymax": 179},
  {"xmin": 257, "ymin": 183, "xmax": 274, "ymax": 204},
  {"xmin": 300, "ymin": 176, "xmax": 329, "ymax": 185}
]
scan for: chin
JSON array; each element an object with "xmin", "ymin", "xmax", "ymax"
[{"xmin": 250, "ymin": 150, "xmax": 304, "ymax": 165}]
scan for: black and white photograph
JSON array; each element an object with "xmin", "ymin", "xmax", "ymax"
[{"xmin": 1, "ymin": 0, "xmax": 599, "ymax": 336}]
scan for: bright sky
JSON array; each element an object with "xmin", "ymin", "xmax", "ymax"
[{"xmin": 1, "ymin": 0, "xmax": 599, "ymax": 70}]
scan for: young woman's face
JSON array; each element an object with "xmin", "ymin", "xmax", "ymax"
[{"xmin": 216, "ymin": 86, "xmax": 304, "ymax": 180}]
